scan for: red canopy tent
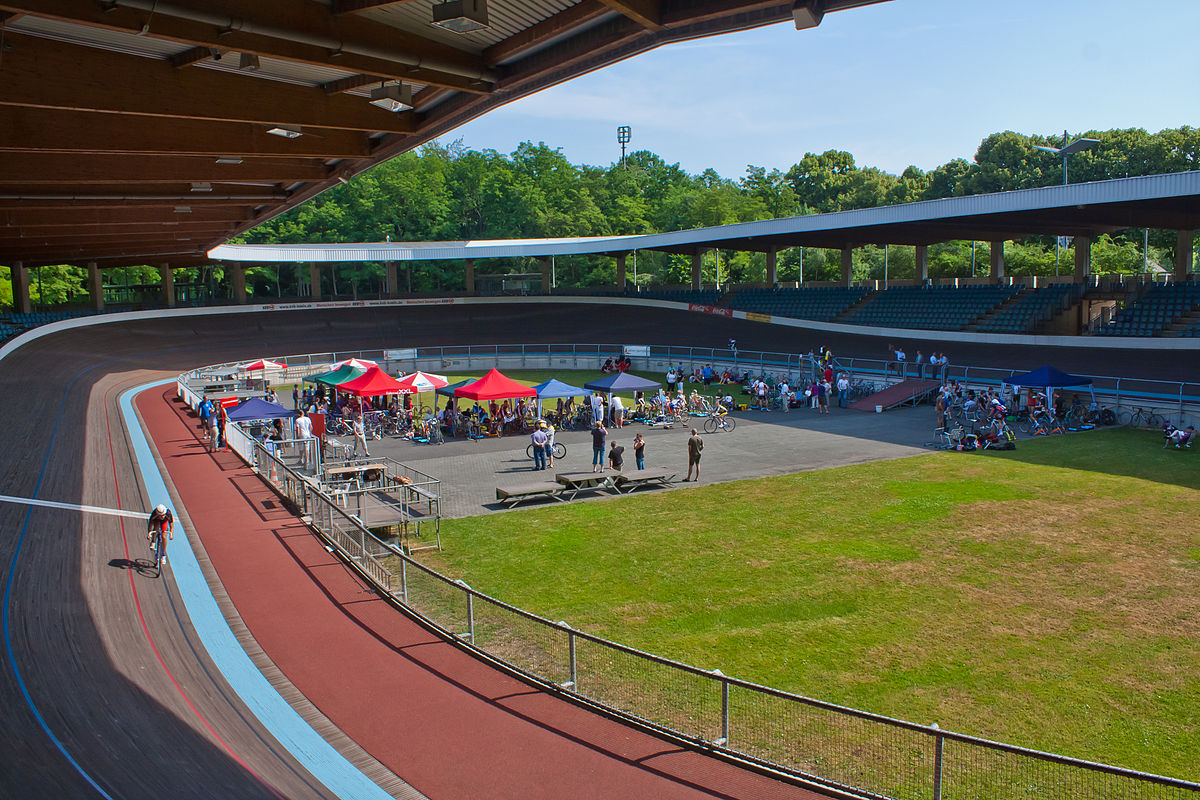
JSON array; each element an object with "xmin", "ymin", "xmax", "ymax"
[
  {"xmin": 336, "ymin": 365, "xmax": 408, "ymax": 397},
  {"xmin": 454, "ymin": 368, "xmax": 537, "ymax": 401}
]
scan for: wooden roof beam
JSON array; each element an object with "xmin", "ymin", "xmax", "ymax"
[
  {"xmin": 0, "ymin": 108, "xmax": 371, "ymax": 159},
  {"xmin": 0, "ymin": 207, "xmax": 251, "ymax": 226},
  {"xmin": 321, "ymin": 74, "xmax": 387, "ymax": 95},
  {"xmin": 169, "ymin": 45, "xmax": 214, "ymax": 68},
  {"xmin": 483, "ymin": 1, "xmax": 615, "ymax": 66},
  {"xmin": 0, "ymin": 0, "xmax": 493, "ymax": 94},
  {"xmin": 0, "ymin": 222, "xmax": 231, "ymax": 237},
  {"xmin": 0, "ymin": 154, "xmax": 329, "ymax": 185},
  {"xmin": 0, "ymin": 33, "xmax": 418, "ymax": 134},
  {"xmin": 330, "ymin": 0, "xmax": 414, "ymax": 14},
  {"xmin": 0, "ymin": 230, "xmax": 228, "ymax": 247},
  {"xmin": 0, "ymin": 242, "xmax": 210, "ymax": 261},
  {"xmin": 597, "ymin": 0, "xmax": 663, "ymax": 30}
]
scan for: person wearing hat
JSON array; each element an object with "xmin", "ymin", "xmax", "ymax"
[
  {"xmin": 541, "ymin": 420, "xmax": 558, "ymax": 468},
  {"xmin": 147, "ymin": 504, "xmax": 174, "ymax": 565},
  {"xmin": 530, "ymin": 421, "xmax": 549, "ymax": 470}
]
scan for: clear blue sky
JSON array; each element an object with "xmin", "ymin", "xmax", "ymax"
[{"xmin": 437, "ymin": 0, "xmax": 1200, "ymax": 179}]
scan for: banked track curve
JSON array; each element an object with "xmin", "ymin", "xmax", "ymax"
[{"xmin": 0, "ymin": 301, "xmax": 1190, "ymax": 798}]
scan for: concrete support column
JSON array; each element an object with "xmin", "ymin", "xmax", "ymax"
[
  {"xmin": 386, "ymin": 261, "xmax": 398, "ymax": 298},
  {"xmin": 765, "ymin": 247, "xmax": 778, "ymax": 286},
  {"xmin": 539, "ymin": 256, "xmax": 551, "ymax": 294},
  {"xmin": 86, "ymin": 261, "xmax": 104, "ymax": 311},
  {"xmin": 691, "ymin": 251, "xmax": 703, "ymax": 291},
  {"xmin": 1176, "ymin": 230, "xmax": 1195, "ymax": 281},
  {"xmin": 915, "ymin": 245, "xmax": 929, "ymax": 283},
  {"xmin": 159, "ymin": 263, "xmax": 176, "ymax": 308},
  {"xmin": 308, "ymin": 263, "xmax": 322, "ymax": 300},
  {"xmin": 464, "ymin": 258, "xmax": 475, "ymax": 295},
  {"xmin": 989, "ymin": 240, "xmax": 1005, "ymax": 279},
  {"xmin": 1073, "ymin": 235, "xmax": 1092, "ymax": 281},
  {"xmin": 840, "ymin": 247, "xmax": 854, "ymax": 287},
  {"xmin": 229, "ymin": 262, "xmax": 247, "ymax": 304},
  {"xmin": 615, "ymin": 252, "xmax": 627, "ymax": 292},
  {"xmin": 10, "ymin": 261, "xmax": 32, "ymax": 314}
]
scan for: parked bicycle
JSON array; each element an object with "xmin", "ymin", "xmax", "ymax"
[
  {"xmin": 526, "ymin": 441, "xmax": 567, "ymax": 460},
  {"xmin": 1118, "ymin": 406, "xmax": 1167, "ymax": 429}
]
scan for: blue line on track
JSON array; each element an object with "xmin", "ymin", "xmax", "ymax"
[{"xmin": 121, "ymin": 380, "xmax": 394, "ymax": 800}]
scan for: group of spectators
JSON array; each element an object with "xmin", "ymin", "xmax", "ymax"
[
  {"xmin": 601, "ymin": 354, "xmax": 632, "ymax": 373},
  {"xmin": 886, "ymin": 344, "xmax": 950, "ymax": 380}
]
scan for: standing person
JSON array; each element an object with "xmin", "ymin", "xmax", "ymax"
[
  {"xmin": 837, "ymin": 373, "xmax": 850, "ymax": 409},
  {"xmin": 544, "ymin": 421, "xmax": 557, "ymax": 468},
  {"xmin": 590, "ymin": 392, "xmax": 604, "ymax": 427},
  {"xmin": 198, "ymin": 394, "xmax": 214, "ymax": 442},
  {"xmin": 895, "ymin": 346, "xmax": 907, "ymax": 378},
  {"xmin": 818, "ymin": 380, "xmax": 830, "ymax": 414},
  {"xmin": 779, "ymin": 379, "xmax": 790, "ymax": 413},
  {"xmin": 915, "ymin": 350, "xmax": 925, "ymax": 380},
  {"xmin": 591, "ymin": 421, "xmax": 607, "ymax": 473},
  {"xmin": 666, "ymin": 366, "xmax": 677, "ymax": 395},
  {"xmin": 823, "ymin": 363, "xmax": 834, "ymax": 385},
  {"xmin": 611, "ymin": 394, "xmax": 624, "ymax": 427},
  {"xmin": 530, "ymin": 423, "xmax": 548, "ymax": 471},
  {"xmin": 633, "ymin": 432, "xmax": 646, "ymax": 470},
  {"xmin": 216, "ymin": 402, "xmax": 228, "ymax": 450},
  {"xmin": 293, "ymin": 385, "xmax": 300, "ymax": 410},
  {"xmin": 351, "ymin": 412, "xmax": 370, "ymax": 458},
  {"xmin": 295, "ymin": 410, "xmax": 313, "ymax": 468},
  {"xmin": 685, "ymin": 429, "xmax": 704, "ymax": 482},
  {"xmin": 608, "ymin": 440, "xmax": 625, "ymax": 471}
]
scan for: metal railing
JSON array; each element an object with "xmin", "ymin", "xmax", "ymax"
[{"xmin": 227, "ymin": 424, "xmax": 1200, "ymax": 800}]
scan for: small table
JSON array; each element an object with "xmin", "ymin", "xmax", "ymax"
[
  {"xmin": 324, "ymin": 462, "xmax": 385, "ymax": 487},
  {"xmin": 555, "ymin": 471, "xmax": 619, "ymax": 500}
]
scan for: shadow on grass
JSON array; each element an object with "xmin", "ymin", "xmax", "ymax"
[{"xmin": 975, "ymin": 425, "xmax": 1200, "ymax": 491}]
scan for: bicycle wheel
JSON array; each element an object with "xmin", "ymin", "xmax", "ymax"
[
  {"xmin": 552, "ymin": 442, "xmax": 566, "ymax": 459},
  {"xmin": 1116, "ymin": 409, "xmax": 1133, "ymax": 425},
  {"xmin": 526, "ymin": 443, "xmax": 535, "ymax": 459},
  {"xmin": 703, "ymin": 417, "xmax": 717, "ymax": 433},
  {"xmin": 722, "ymin": 416, "xmax": 736, "ymax": 432},
  {"xmin": 1016, "ymin": 417, "xmax": 1034, "ymax": 436},
  {"xmin": 1147, "ymin": 414, "xmax": 1167, "ymax": 430}
]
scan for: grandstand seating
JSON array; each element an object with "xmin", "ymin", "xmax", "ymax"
[
  {"xmin": 626, "ymin": 288, "xmax": 722, "ymax": 305},
  {"xmin": 1095, "ymin": 282, "xmax": 1200, "ymax": 337},
  {"xmin": 974, "ymin": 284, "xmax": 1083, "ymax": 334},
  {"xmin": 724, "ymin": 287, "xmax": 869, "ymax": 320},
  {"xmin": 839, "ymin": 285, "xmax": 1021, "ymax": 331},
  {"xmin": 0, "ymin": 309, "xmax": 102, "ymax": 342}
]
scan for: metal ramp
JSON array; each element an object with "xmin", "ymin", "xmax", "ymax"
[{"xmin": 849, "ymin": 379, "xmax": 941, "ymax": 412}]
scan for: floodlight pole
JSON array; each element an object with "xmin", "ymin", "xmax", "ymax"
[{"xmin": 617, "ymin": 125, "xmax": 631, "ymax": 167}]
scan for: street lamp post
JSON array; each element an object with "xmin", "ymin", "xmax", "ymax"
[{"xmin": 1033, "ymin": 129, "xmax": 1100, "ymax": 186}]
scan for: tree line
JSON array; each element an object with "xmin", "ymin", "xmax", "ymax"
[{"xmin": 5, "ymin": 126, "xmax": 1198, "ymax": 307}]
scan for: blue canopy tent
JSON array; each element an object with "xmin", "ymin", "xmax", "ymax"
[
  {"xmin": 1005, "ymin": 365, "xmax": 1094, "ymax": 409},
  {"xmin": 532, "ymin": 378, "xmax": 587, "ymax": 416},
  {"xmin": 226, "ymin": 397, "xmax": 294, "ymax": 422}
]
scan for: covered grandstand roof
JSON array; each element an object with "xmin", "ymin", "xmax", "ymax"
[
  {"xmin": 0, "ymin": 0, "xmax": 889, "ymax": 268},
  {"xmin": 210, "ymin": 170, "xmax": 1200, "ymax": 262}
]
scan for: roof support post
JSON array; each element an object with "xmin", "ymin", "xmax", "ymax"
[
  {"xmin": 989, "ymin": 240, "xmax": 1005, "ymax": 280},
  {"xmin": 385, "ymin": 260, "xmax": 398, "ymax": 298},
  {"xmin": 159, "ymin": 263, "xmax": 176, "ymax": 308},
  {"xmin": 86, "ymin": 261, "xmax": 104, "ymax": 311},
  {"xmin": 915, "ymin": 245, "xmax": 929, "ymax": 283},
  {"xmin": 691, "ymin": 250, "xmax": 703, "ymax": 291},
  {"xmin": 840, "ymin": 246, "xmax": 854, "ymax": 288},
  {"xmin": 10, "ymin": 260, "xmax": 32, "ymax": 314},
  {"xmin": 1176, "ymin": 230, "xmax": 1195, "ymax": 281},
  {"xmin": 615, "ymin": 252, "xmax": 627, "ymax": 292},
  {"xmin": 309, "ymin": 263, "xmax": 323, "ymax": 300},
  {"xmin": 1073, "ymin": 235, "xmax": 1092, "ymax": 282},
  {"xmin": 229, "ymin": 261, "xmax": 247, "ymax": 304},
  {"xmin": 464, "ymin": 258, "xmax": 475, "ymax": 295},
  {"xmin": 540, "ymin": 256, "xmax": 551, "ymax": 294},
  {"xmin": 765, "ymin": 247, "xmax": 778, "ymax": 286}
]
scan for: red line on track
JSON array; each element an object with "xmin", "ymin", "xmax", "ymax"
[
  {"xmin": 137, "ymin": 384, "xmax": 830, "ymax": 800},
  {"xmin": 105, "ymin": 381, "xmax": 285, "ymax": 800}
]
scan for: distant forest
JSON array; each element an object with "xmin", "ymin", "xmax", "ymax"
[{"xmin": 8, "ymin": 126, "xmax": 1200, "ymax": 305}]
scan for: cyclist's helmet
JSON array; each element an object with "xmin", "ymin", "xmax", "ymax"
[{"xmin": 155, "ymin": 504, "xmax": 167, "ymax": 515}]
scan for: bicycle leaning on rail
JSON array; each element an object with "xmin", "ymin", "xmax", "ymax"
[{"xmin": 1119, "ymin": 406, "xmax": 1167, "ymax": 429}]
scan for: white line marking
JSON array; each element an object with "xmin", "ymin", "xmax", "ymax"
[{"xmin": 0, "ymin": 494, "xmax": 147, "ymax": 519}]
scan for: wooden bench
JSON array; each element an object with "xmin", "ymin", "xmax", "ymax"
[
  {"xmin": 405, "ymin": 483, "xmax": 441, "ymax": 516},
  {"xmin": 613, "ymin": 470, "xmax": 675, "ymax": 494},
  {"xmin": 496, "ymin": 482, "xmax": 566, "ymax": 508}
]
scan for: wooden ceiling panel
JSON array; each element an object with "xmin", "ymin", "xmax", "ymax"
[{"xmin": 0, "ymin": 154, "xmax": 329, "ymax": 185}]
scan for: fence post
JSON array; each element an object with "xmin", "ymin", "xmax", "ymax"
[
  {"xmin": 558, "ymin": 623, "xmax": 577, "ymax": 690},
  {"xmin": 932, "ymin": 725, "xmax": 944, "ymax": 800},
  {"xmin": 456, "ymin": 579, "xmax": 474, "ymax": 643},
  {"xmin": 399, "ymin": 557, "xmax": 408, "ymax": 605},
  {"xmin": 708, "ymin": 669, "xmax": 730, "ymax": 746}
]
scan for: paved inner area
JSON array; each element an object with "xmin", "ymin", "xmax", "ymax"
[{"xmin": 344, "ymin": 403, "xmax": 936, "ymax": 519}]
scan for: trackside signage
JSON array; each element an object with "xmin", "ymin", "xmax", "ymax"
[
  {"xmin": 688, "ymin": 303, "xmax": 733, "ymax": 318},
  {"xmin": 258, "ymin": 298, "xmax": 457, "ymax": 311}
]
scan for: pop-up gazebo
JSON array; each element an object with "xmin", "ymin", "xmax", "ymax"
[
  {"xmin": 454, "ymin": 368, "xmax": 536, "ymax": 401},
  {"xmin": 532, "ymin": 378, "xmax": 586, "ymax": 417},
  {"xmin": 337, "ymin": 365, "xmax": 406, "ymax": 397},
  {"xmin": 1006, "ymin": 365, "xmax": 1094, "ymax": 408},
  {"xmin": 583, "ymin": 372, "xmax": 661, "ymax": 394},
  {"xmin": 226, "ymin": 397, "xmax": 293, "ymax": 422},
  {"xmin": 306, "ymin": 364, "xmax": 365, "ymax": 387}
]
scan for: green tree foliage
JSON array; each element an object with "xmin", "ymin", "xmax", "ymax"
[{"xmin": 12, "ymin": 127, "xmax": 1199, "ymax": 309}]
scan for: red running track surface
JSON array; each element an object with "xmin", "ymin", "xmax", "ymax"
[{"xmin": 138, "ymin": 386, "xmax": 831, "ymax": 800}]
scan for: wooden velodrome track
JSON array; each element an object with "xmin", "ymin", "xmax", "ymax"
[{"xmin": 0, "ymin": 302, "xmax": 1185, "ymax": 798}]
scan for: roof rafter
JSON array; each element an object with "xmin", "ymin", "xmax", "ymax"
[
  {"xmin": 0, "ymin": 108, "xmax": 371, "ymax": 159},
  {"xmin": 0, "ymin": 154, "xmax": 329, "ymax": 185},
  {"xmin": 0, "ymin": 0, "xmax": 494, "ymax": 94},
  {"xmin": 0, "ymin": 33, "xmax": 418, "ymax": 134},
  {"xmin": 597, "ymin": 0, "xmax": 663, "ymax": 30}
]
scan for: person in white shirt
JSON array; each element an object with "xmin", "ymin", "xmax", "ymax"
[
  {"xmin": 294, "ymin": 411, "xmax": 313, "ymax": 467},
  {"xmin": 779, "ymin": 381, "xmax": 790, "ymax": 413},
  {"xmin": 610, "ymin": 394, "xmax": 624, "ymax": 427},
  {"xmin": 836, "ymin": 374, "xmax": 850, "ymax": 409},
  {"xmin": 895, "ymin": 347, "xmax": 907, "ymax": 378},
  {"xmin": 666, "ymin": 368, "xmax": 677, "ymax": 394}
]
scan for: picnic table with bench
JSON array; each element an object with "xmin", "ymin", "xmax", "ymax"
[
  {"xmin": 613, "ymin": 469, "xmax": 675, "ymax": 493},
  {"xmin": 495, "ymin": 481, "xmax": 566, "ymax": 508},
  {"xmin": 323, "ymin": 462, "xmax": 386, "ymax": 487},
  {"xmin": 554, "ymin": 471, "xmax": 619, "ymax": 500}
]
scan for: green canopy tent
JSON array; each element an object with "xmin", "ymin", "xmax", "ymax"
[
  {"xmin": 436, "ymin": 379, "xmax": 474, "ymax": 398},
  {"xmin": 304, "ymin": 364, "xmax": 365, "ymax": 387}
]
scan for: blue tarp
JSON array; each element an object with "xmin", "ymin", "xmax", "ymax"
[
  {"xmin": 1006, "ymin": 366, "xmax": 1093, "ymax": 388},
  {"xmin": 582, "ymin": 372, "xmax": 661, "ymax": 393},
  {"xmin": 227, "ymin": 397, "xmax": 294, "ymax": 421},
  {"xmin": 532, "ymin": 378, "xmax": 587, "ymax": 399}
]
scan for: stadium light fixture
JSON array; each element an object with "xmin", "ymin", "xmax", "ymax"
[
  {"xmin": 215, "ymin": 156, "xmax": 244, "ymax": 165},
  {"xmin": 792, "ymin": 0, "xmax": 824, "ymax": 30},
  {"xmin": 369, "ymin": 83, "xmax": 414, "ymax": 112},
  {"xmin": 1034, "ymin": 130, "xmax": 1100, "ymax": 184},
  {"xmin": 432, "ymin": 0, "xmax": 489, "ymax": 33},
  {"xmin": 266, "ymin": 125, "xmax": 302, "ymax": 139}
]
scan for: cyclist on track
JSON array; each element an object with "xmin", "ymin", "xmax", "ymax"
[{"xmin": 147, "ymin": 504, "xmax": 174, "ymax": 565}]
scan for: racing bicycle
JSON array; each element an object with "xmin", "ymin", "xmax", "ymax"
[
  {"xmin": 526, "ymin": 441, "xmax": 567, "ymax": 460},
  {"xmin": 703, "ymin": 413, "xmax": 736, "ymax": 433}
]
